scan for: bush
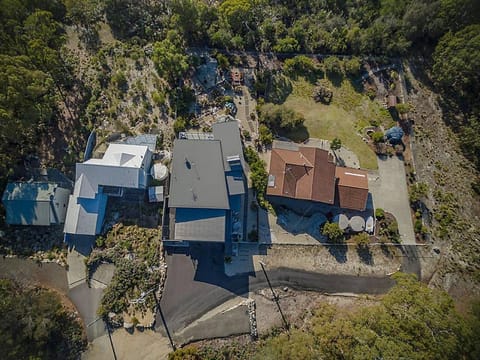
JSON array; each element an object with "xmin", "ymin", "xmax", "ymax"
[
  {"xmin": 396, "ymin": 103, "xmax": 412, "ymax": 114},
  {"xmin": 410, "ymin": 182, "xmax": 429, "ymax": 203},
  {"xmin": 151, "ymin": 91, "xmax": 165, "ymax": 106},
  {"xmin": 352, "ymin": 233, "xmax": 370, "ymax": 248},
  {"xmin": 322, "ymin": 222, "xmax": 344, "ymax": 243},
  {"xmin": 112, "ymin": 71, "xmax": 128, "ymax": 92},
  {"xmin": 313, "ymin": 83, "xmax": 333, "ymax": 104},
  {"xmin": 244, "ymin": 146, "xmax": 269, "ymax": 207},
  {"xmin": 372, "ymin": 131, "xmax": 385, "ymax": 143},
  {"xmin": 259, "ymin": 124, "xmax": 273, "ymax": 145},
  {"xmin": 173, "ymin": 117, "xmax": 187, "ymax": 134},
  {"xmin": 375, "ymin": 208, "xmax": 385, "ymax": 219}
]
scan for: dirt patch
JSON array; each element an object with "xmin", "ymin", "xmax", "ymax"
[
  {"xmin": 405, "ymin": 60, "xmax": 480, "ymax": 298},
  {"xmin": 83, "ymin": 329, "xmax": 171, "ymax": 360},
  {"xmin": 257, "ymin": 244, "xmax": 401, "ymax": 277},
  {"xmin": 254, "ymin": 289, "xmax": 378, "ymax": 336}
]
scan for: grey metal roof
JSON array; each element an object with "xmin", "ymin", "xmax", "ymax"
[
  {"xmin": 115, "ymin": 134, "xmax": 158, "ymax": 152},
  {"xmin": 174, "ymin": 208, "xmax": 226, "ymax": 242},
  {"xmin": 212, "ymin": 120, "xmax": 245, "ymax": 171},
  {"xmin": 63, "ymin": 194, "xmax": 107, "ymax": 235},
  {"xmin": 226, "ymin": 171, "xmax": 245, "ymax": 196},
  {"xmin": 169, "ymin": 139, "xmax": 229, "ymax": 209}
]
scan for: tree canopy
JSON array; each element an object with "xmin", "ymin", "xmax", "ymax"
[{"xmin": 0, "ymin": 279, "xmax": 86, "ymax": 359}]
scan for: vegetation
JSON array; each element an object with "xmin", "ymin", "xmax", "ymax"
[
  {"xmin": 169, "ymin": 273, "xmax": 480, "ymax": 360},
  {"xmin": 0, "ymin": 1, "xmax": 70, "ymax": 190},
  {"xmin": 87, "ymin": 224, "xmax": 164, "ymax": 318},
  {"xmin": 322, "ymin": 222, "xmax": 344, "ymax": 243},
  {"xmin": 258, "ymin": 124, "xmax": 273, "ymax": 145},
  {"xmin": 258, "ymin": 103, "xmax": 305, "ymax": 135},
  {"xmin": 375, "ymin": 208, "xmax": 385, "ymax": 220},
  {"xmin": 244, "ymin": 146, "xmax": 268, "ymax": 208},
  {"xmin": 0, "ymin": 279, "xmax": 86, "ymax": 359},
  {"xmin": 352, "ymin": 232, "xmax": 370, "ymax": 248},
  {"xmin": 409, "ymin": 182, "xmax": 429, "ymax": 204}
]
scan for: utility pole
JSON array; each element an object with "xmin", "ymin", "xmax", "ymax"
[
  {"xmin": 152, "ymin": 290, "xmax": 176, "ymax": 351},
  {"xmin": 258, "ymin": 261, "xmax": 289, "ymax": 331},
  {"xmin": 104, "ymin": 319, "xmax": 118, "ymax": 360}
]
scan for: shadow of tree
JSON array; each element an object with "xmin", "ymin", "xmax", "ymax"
[
  {"xmin": 279, "ymin": 124, "xmax": 309, "ymax": 143},
  {"xmin": 380, "ymin": 243, "xmax": 394, "ymax": 259},
  {"xmin": 356, "ymin": 246, "xmax": 374, "ymax": 265},
  {"xmin": 327, "ymin": 244, "xmax": 348, "ymax": 263}
]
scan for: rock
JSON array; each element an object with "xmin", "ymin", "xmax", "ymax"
[{"xmin": 123, "ymin": 321, "xmax": 134, "ymax": 329}]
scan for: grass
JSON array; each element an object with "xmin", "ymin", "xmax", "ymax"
[{"xmin": 283, "ymin": 77, "xmax": 386, "ymax": 169}]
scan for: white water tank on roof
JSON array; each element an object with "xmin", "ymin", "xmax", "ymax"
[
  {"xmin": 350, "ymin": 216, "xmax": 366, "ymax": 232},
  {"xmin": 150, "ymin": 163, "xmax": 169, "ymax": 181}
]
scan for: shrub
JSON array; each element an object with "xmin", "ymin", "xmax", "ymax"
[
  {"xmin": 112, "ymin": 71, "xmax": 128, "ymax": 91},
  {"xmin": 352, "ymin": 233, "xmax": 370, "ymax": 248},
  {"xmin": 410, "ymin": 182, "xmax": 429, "ymax": 203},
  {"xmin": 173, "ymin": 117, "xmax": 187, "ymax": 134},
  {"xmin": 322, "ymin": 222, "xmax": 344, "ymax": 243},
  {"xmin": 96, "ymin": 236, "xmax": 105, "ymax": 248},
  {"xmin": 259, "ymin": 124, "xmax": 273, "ymax": 145},
  {"xmin": 372, "ymin": 131, "xmax": 385, "ymax": 143},
  {"xmin": 375, "ymin": 208, "xmax": 385, "ymax": 219},
  {"xmin": 395, "ymin": 103, "xmax": 412, "ymax": 114},
  {"xmin": 151, "ymin": 91, "xmax": 165, "ymax": 106}
]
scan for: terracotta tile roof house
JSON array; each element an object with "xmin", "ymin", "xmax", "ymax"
[
  {"xmin": 267, "ymin": 141, "xmax": 369, "ymax": 211},
  {"xmin": 267, "ymin": 144, "xmax": 336, "ymax": 205},
  {"xmin": 335, "ymin": 167, "xmax": 369, "ymax": 211}
]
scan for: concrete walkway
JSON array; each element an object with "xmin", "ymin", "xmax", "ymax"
[
  {"xmin": 368, "ymin": 155, "xmax": 415, "ymax": 244},
  {"xmin": 67, "ymin": 244, "xmax": 114, "ymax": 341}
]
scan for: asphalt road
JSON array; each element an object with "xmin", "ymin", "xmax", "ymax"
[{"xmin": 158, "ymin": 243, "xmax": 396, "ymax": 335}]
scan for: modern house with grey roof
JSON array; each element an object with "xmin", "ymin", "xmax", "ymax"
[
  {"xmin": 168, "ymin": 119, "xmax": 246, "ymax": 250},
  {"xmin": 64, "ymin": 143, "xmax": 152, "ymax": 246},
  {"xmin": 2, "ymin": 182, "xmax": 70, "ymax": 226}
]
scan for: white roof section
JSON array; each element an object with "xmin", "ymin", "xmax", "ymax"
[
  {"xmin": 150, "ymin": 163, "xmax": 169, "ymax": 181},
  {"xmin": 148, "ymin": 186, "xmax": 164, "ymax": 202},
  {"xmin": 85, "ymin": 143, "xmax": 149, "ymax": 168},
  {"xmin": 64, "ymin": 143, "xmax": 153, "ymax": 237}
]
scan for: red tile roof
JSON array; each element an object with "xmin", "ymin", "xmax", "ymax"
[
  {"xmin": 335, "ymin": 167, "xmax": 369, "ymax": 211},
  {"xmin": 267, "ymin": 146, "xmax": 336, "ymax": 204}
]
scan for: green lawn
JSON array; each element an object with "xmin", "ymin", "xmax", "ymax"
[{"xmin": 282, "ymin": 78, "xmax": 391, "ymax": 170}]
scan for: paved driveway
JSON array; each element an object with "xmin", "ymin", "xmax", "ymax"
[
  {"xmin": 158, "ymin": 243, "xmax": 395, "ymax": 335},
  {"xmin": 369, "ymin": 155, "xmax": 416, "ymax": 244}
]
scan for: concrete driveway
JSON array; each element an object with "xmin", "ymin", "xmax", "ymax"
[{"xmin": 368, "ymin": 155, "xmax": 415, "ymax": 244}]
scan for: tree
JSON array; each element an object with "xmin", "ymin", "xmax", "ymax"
[
  {"xmin": 432, "ymin": 25, "xmax": 480, "ymax": 109},
  {"xmin": 259, "ymin": 124, "xmax": 273, "ymax": 145},
  {"xmin": 254, "ymin": 273, "xmax": 475, "ymax": 360},
  {"xmin": 173, "ymin": 117, "xmax": 187, "ymax": 134},
  {"xmin": 0, "ymin": 279, "xmax": 86, "ymax": 359},
  {"xmin": 330, "ymin": 137, "xmax": 342, "ymax": 164},
  {"xmin": 152, "ymin": 37, "xmax": 190, "ymax": 86},
  {"xmin": 273, "ymin": 37, "xmax": 300, "ymax": 53},
  {"xmin": 330, "ymin": 138, "xmax": 342, "ymax": 152},
  {"xmin": 352, "ymin": 232, "xmax": 370, "ymax": 248},
  {"xmin": 323, "ymin": 56, "xmax": 343, "ymax": 76},
  {"xmin": 322, "ymin": 222, "xmax": 344, "ymax": 243},
  {"xmin": 344, "ymin": 57, "xmax": 362, "ymax": 76},
  {"xmin": 284, "ymin": 55, "xmax": 317, "ymax": 78}
]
